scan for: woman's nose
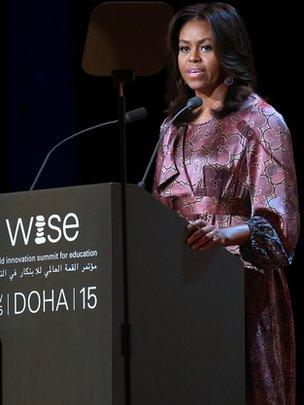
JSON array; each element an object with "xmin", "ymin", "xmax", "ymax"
[{"xmin": 188, "ymin": 49, "xmax": 201, "ymax": 62}]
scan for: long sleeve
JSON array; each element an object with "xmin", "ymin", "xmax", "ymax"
[
  {"xmin": 240, "ymin": 215, "xmax": 290, "ymax": 270},
  {"xmin": 240, "ymin": 104, "xmax": 300, "ymax": 269},
  {"xmin": 152, "ymin": 119, "xmax": 174, "ymax": 209}
]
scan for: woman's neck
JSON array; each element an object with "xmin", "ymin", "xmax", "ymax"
[{"xmin": 194, "ymin": 83, "xmax": 228, "ymax": 122}]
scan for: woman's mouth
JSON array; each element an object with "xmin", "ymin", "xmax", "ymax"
[{"xmin": 186, "ymin": 68, "xmax": 206, "ymax": 78}]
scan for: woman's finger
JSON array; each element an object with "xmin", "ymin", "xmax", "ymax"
[
  {"xmin": 187, "ymin": 218, "xmax": 208, "ymax": 230},
  {"xmin": 189, "ymin": 231, "xmax": 220, "ymax": 250},
  {"xmin": 190, "ymin": 231, "xmax": 216, "ymax": 249},
  {"xmin": 186, "ymin": 225, "xmax": 213, "ymax": 245},
  {"xmin": 198, "ymin": 233, "xmax": 219, "ymax": 250}
]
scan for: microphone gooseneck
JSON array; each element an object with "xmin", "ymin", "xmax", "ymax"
[
  {"xmin": 138, "ymin": 96, "xmax": 203, "ymax": 189},
  {"xmin": 30, "ymin": 107, "xmax": 147, "ymax": 191}
]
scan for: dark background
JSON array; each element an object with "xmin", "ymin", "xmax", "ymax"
[{"xmin": 1, "ymin": 0, "xmax": 302, "ymax": 401}]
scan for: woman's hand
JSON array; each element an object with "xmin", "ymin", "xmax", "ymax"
[
  {"xmin": 186, "ymin": 220, "xmax": 250, "ymax": 251},
  {"xmin": 186, "ymin": 219, "xmax": 225, "ymax": 251}
]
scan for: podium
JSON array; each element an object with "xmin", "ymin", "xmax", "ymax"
[{"xmin": 0, "ymin": 183, "xmax": 245, "ymax": 404}]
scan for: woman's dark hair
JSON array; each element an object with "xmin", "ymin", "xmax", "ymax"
[{"xmin": 166, "ymin": 2, "xmax": 256, "ymax": 119}]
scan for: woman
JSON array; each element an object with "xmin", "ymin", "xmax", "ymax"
[{"xmin": 152, "ymin": 3, "xmax": 299, "ymax": 404}]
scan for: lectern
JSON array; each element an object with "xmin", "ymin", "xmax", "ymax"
[{"xmin": 0, "ymin": 183, "xmax": 245, "ymax": 404}]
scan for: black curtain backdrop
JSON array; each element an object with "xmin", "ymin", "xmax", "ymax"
[{"xmin": 1, "ymin": 0, "xmax": 303, "ymax": 402}]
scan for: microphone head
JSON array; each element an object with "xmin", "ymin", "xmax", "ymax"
[
  {"xmin": 186, "ymin": 96, "xmax": 203, "ymax": 110},
  {"xmin": 126, "ymin": 107, "xmax": 147, "ymax": 124}
]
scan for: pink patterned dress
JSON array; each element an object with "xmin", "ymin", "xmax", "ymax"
[{"xmin": 152, "ymin": 93, "xmax": 300, "ymax": 404}]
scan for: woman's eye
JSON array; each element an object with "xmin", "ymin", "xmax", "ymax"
[
  {"xmin": 201, "ymin": 44, "xmax": 212, "ymax": 52},
  {"xmin": 179, "ymin": 46, "xmax": 190, "ymax": 53}
]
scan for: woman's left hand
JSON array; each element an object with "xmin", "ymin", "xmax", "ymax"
[{"xmin": 186, "ymin": 219, "xmax": 225, "ymax": 251}]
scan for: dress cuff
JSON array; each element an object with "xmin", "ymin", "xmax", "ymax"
[{"xmin": 240, "ymin": 216, "xmax": 290, "ymax": 271}]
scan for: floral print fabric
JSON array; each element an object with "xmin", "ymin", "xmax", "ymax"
[{"xmin": 152, "ymin": 93, "xmax": 299, "ymax": 404}]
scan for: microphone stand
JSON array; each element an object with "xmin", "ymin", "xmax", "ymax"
[
  {"xmin": 138, "ymin": 97, "xmax": 203, "ymax": 190},
  {"xmin": 112, "ymin": 69, "xmax": 134, "ymax": 405}
]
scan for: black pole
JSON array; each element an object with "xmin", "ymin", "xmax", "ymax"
[{"xmin": 112, "ymin": 69, "xmax": 134, "ymax": 405}]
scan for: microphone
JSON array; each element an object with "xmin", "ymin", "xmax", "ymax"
[
  {"xmin": 138, "ymin": 96, "xmax": 203, "ymax": 189},
  {"xmin": 30, "ymin": 107, "xmax": 147, "ymax": 191},
  {"xmin": 185, "ymin": 96, "xmax": 203, "ymax": 110}
]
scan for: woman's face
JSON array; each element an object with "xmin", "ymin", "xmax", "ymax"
[{"xmin": 178, "ymin": 19, "xmax": 225, "ymax": 97}]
